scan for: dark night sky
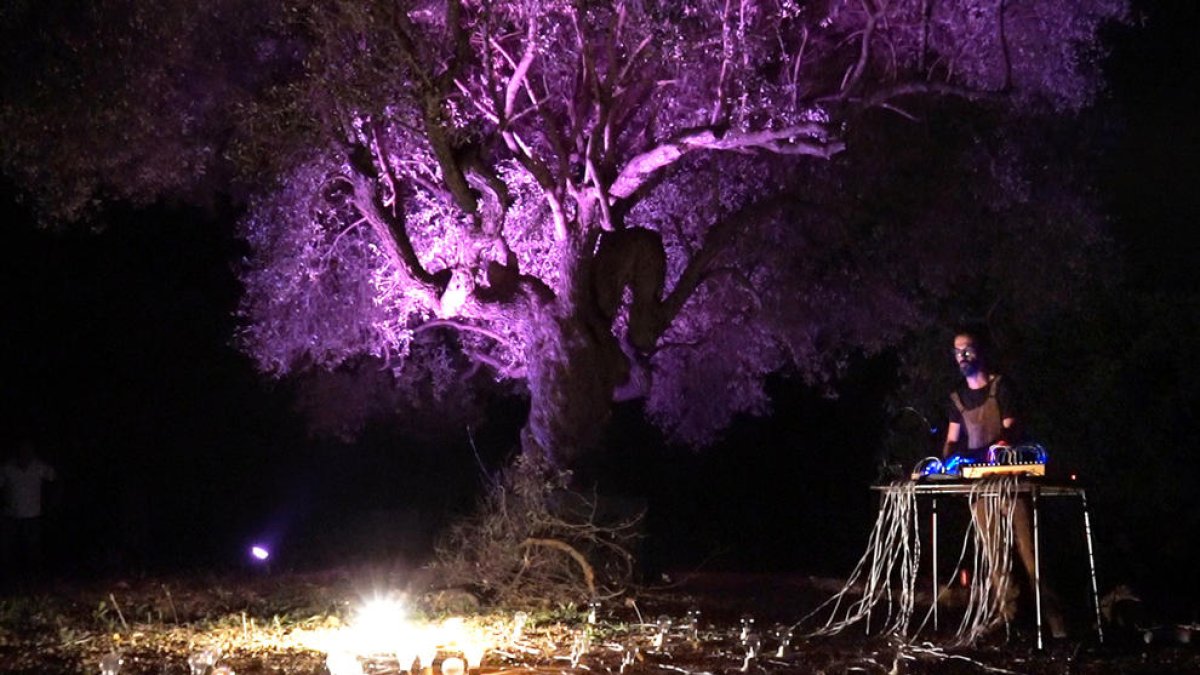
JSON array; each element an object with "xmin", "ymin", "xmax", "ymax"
[{"xmin": 1, "ymin": 0, "xmax": 1197, "ymax": 605}]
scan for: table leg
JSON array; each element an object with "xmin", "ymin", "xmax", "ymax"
[
  {"xmin": 932, "ymin": 497, "xmax": 939, "ymax": 632},
  {"xmin": 1032, "ymin": 487, "xmax": 1044, "ymax": 650},
  {"xmin": 1080, "ymin": 490, "xmax": 1105, "ymax": 644}
]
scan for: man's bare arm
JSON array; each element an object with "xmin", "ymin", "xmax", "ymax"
[{"xmin": 942, "ymin": 421, "xmax": 961, "ymax": 458}]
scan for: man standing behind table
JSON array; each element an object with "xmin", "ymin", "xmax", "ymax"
[
  {"xmin": 1, "ymin": 439, "xmax": 58, "ymax": 591},
  {"xmin": 941, "ymin": 330, "xmax": 1066, "ymax": 638},
  {"xmin": 942, "ymin": 331, "xmax": 1018, "ymax": 460}
]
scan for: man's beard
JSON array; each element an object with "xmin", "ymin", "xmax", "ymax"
[{"xmin": 959, "ymin": 360, "xmax": 979, "ymax": 376}]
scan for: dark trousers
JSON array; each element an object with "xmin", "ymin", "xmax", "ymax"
[
  {"xmin": 1, "ymin": 516, "xmax": 44, "ymax": 591},
  {"xmin": 972, "ymin": 496, "xmax": 1066, "ymax": 636}
]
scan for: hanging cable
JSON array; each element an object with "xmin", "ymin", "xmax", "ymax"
[{"xmin": 801, "ymin": 476, "xmax": 1023, "ymax": 647}]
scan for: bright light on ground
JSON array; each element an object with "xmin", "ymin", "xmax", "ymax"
[
  {"xmin": 287, "ymin": 594, "xmax": 497, "ymax": 670},
  {"xmin": 354, "ymin": 596, "xmax": 410, "ymax": 655}
]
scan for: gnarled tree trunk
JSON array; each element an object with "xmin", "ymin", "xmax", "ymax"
[{"xmin": 520, "ymin": 226, "xmax": 668, "ymax": 469}]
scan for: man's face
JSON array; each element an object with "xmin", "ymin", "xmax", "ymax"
[{"xmin": 953, "ymin": 335, "xmax": 980, "ymax": 376}]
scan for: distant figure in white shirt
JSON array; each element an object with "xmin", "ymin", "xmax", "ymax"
[{"xmin": 1, "ymin": 439, "xmax": 58, "ymax": 590}]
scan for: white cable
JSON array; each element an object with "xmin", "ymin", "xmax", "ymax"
[
  {"xmin": 802, "ymin": 480, "xmax": 921, "ymax": 637},
  {"xmin": 804, "ymin": 476, "xmax": 1026, "ymax": 648}
]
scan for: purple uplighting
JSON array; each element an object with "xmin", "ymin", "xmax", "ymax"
[
  {"xmin": 229, "ymin": 0, "xmax": 1125, "ymax": 463},
  {"xmin": 7, "ymin": 0, "xmax": 1200, "ymax": 670}
]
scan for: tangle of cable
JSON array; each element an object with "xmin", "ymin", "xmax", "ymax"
[
  {"xmin": 801, "ymin": 476, "xmax": 1024, "ymax": 648},
  {"xmin": 932, "ymin": 476, "xmax": 1020, "ymax": 645},
  {"xmin": 801, "ymin": 479, "xmax": 921, "ymax": 638}
]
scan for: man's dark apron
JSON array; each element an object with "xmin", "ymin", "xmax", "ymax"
[{"xmin": 950, "ymin": 375, "xmax": 1004, "ymax": 456}]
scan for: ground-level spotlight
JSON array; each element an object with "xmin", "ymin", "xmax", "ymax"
[
  {"xmin": 248, "ymin": 544, "xmax": 272, "ymax": 574},
  {"xmin": 354, "ymin": 596, "xmax": 408, "ymax": 655}
]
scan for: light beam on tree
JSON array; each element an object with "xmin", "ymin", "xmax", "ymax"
[{"xmin": 0, "ymin": 0, "xmax": 1128, "ymax": 465}]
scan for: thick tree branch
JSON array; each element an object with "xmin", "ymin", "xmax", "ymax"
[
  {"xmin": 420, "ymin": 95, "xmax": 481, "ymax": 218},
  {"xmin": 490, "ymin": 23, "xmax": 570, "ymax": 241},
  {"xmin": 711, "ymin": 0, "xmax": 735, "ymax": 126},
  {"xmin": 504, "ymin": 18, "xmax": 538, "ymax": 122},
  {"xmin": 857, "ymin": 81, "xmax": 1009, "ymax": 110},
  {"xmin": 998, "ymin": 0, "xmax": 1014, "ymax": 91},
  {"xmin": 609, "ymin": 125, "xmax": 844, "ymax": 200},
  {"xmin": 438, "ymin": 0, "xmax": 471, "ymax": 88},
  {"xmin": 383, "ymin": 2, "xmax": 434, "ymax": 90},
  {"xmin": 521, "ymin": 538, "xmax": 597, "ymax": 598},
  {"xmin": 414, "ymin": 316, "xmax": 528, "ymax": 378},
  {"xmin": 657, "ymin": 199, "xmax": 782, "ymax": 331},
  {"xmin": 463, "ymin": 349, "xmax": 527, "ymax": 379},
  {"xmin": 838, "ymin": 0, "xmax": 880, "ymax": 96},
  {"xmin": 381, "ymin": 1, "xmax": 481, "ymax": 221},
  {"xmin": 339, "ymin": 171, "xmax": 441, "ymax": 309},
  {"xmin": 416, "ymin": 318, "xmax": 516, "ymax": 348}
]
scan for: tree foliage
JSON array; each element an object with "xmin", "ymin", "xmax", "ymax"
[{"xmin": 1, "ymin": 0, "xmax": 1127, "ymax": 463}]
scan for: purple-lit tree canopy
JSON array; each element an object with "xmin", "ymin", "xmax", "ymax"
[{"xmin": 1, "ymin": 0, "xmax": 1126, "ymax": 466}]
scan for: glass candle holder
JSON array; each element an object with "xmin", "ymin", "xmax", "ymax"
[
  {"xmin": 99, "ymin": 652, "xmax": 122, "ymax": 675},
  {"xmin": 739, "ymin": 614, "xmax": 755, "ymax": 642},
  {"xmin": 684, "ymin": 608, "xmax": 701, "ymax": 642},
  {"xmin": 326, "ymin": 652, "xmax": 364, "ymax": 675},
  {"xmin": 441, "ymin": 656, "xmax": 465, "ymax": 675},
  {"xmin": 511, "ymin": 611, "xmax": 529, "ymax": 641}
]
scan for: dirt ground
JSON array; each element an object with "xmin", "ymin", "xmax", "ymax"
[{"xmin": 1, "ymin": 569, "xmax": 1196, "ymax": 674}]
